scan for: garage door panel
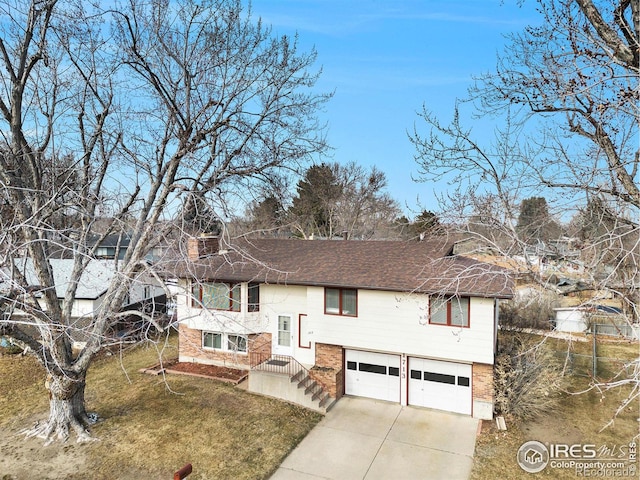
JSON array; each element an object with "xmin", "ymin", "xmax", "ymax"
[
  {"xmin": 345, "ymin": 350, "xmax": 400, "ymax": 403},
  {"xmin": 409, "ymin": 357, "xmax": 471, "ymax": 415}
]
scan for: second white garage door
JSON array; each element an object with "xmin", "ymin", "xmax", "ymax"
[
  {"xmin": 408, "ymin": 358, "xmax": 472, "ymax": 415},
  {"xmin": 345, "ymin": 350, "xmax": 400, "ymax": 403}
]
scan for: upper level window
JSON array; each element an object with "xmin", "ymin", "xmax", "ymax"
[
  {"xmin": 192, "ymin": 282, "xmax": 241, "ymax": 311},
  {"xmin": 429, "ymin": 296, "xmax": 470, "ymax": 327},
  {"xmin": 248, "ymin": 282, "xmax": 260, "ymax": 312},
  {"xmin": 325, "ymin": 288, "xmax": 357, "ymax": 316}
]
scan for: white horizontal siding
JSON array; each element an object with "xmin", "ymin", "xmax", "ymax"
[
  {"xmin": 127, "ymin": 272, "xmax": 164, "ymax": 303},
  {"xmin": 175, "ymin": 279, "xmax": 497, "ymax": 365},
  {"xmin": 176, "ymin": 279, "xmax": 265, "ymax": 334},
  {"xmin": 310, "ymin": 289, "xmax": 496, "ymax": 365},
  {"xmin": 260, "ymin": 284, "xmax": 308, "ymax": 317},
  {"xmin": 36, "ymin": 297, "xmax": 101, "ymax": 319},
  {"xmin": 182, "ymin": 310, "xmax": 264, "ymax": 335},
  {"xmin": 75, "ymin": 298, "xmax": 101, "ymax": 318},
  {"xmin": 261, "ymin": 284, "xmax": 314, "ymax": 365},
  {"xmin": 555, "ymin": 308, "xmax": 587, "ymax": 333}
]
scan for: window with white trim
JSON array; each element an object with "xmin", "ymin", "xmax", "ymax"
[
  {"xmin": 227, "ymin": 334, "xmax": 247, "ymax": 353},
  {"xmin": 248, "ymin": 282, "xmax": 260, "ymax": 312},
  {"xmin": 203, "ymin": 331, "xmax": 222, "ymax": 349},
  {"xmin": 192, "ymin": 282, "xmax": 241, "ymax": 311},
  {"xmin": 202, "ymin": 331, "xmax": 248, "ymax": 354},
  {"xmin": 429, "ymin": 296, "xmax": 470, "ymax": 327}
]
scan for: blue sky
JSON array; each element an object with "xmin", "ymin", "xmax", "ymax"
[{"xmin": 249, "ymin": 0, "xmax": 541, "ymax": 216}]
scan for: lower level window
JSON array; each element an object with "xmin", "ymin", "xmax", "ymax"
[
  {"xmin": 227, "ymin": 334, "xmax": 247, "ymax": 353},
  {"xmin": 202, "ymin": 331, "xmax": 247, "ymax": 354},
  {"xmin": 203, "ymin": 332, "xmax": 222, "ymax": 349}
]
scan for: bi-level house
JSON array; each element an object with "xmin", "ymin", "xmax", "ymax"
[{"xmin": 173, "ymin": 235, "xmax": 513, "ymax": 418}]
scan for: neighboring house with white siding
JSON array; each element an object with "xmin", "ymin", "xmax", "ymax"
[
  {"xmin": 553, "ymin": 305, "xmax": 637, "ymax": 338},
  {"xmin": 2, "ymin": 258, "xmax": 165, "ymax": 341},
  {"xmin": 174, "ymin": 236, "xmax": 513, "ymax": 419}
]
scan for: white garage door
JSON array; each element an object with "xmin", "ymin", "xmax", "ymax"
[
  {"xmin": 408, "ymin": 358, "xmax": 472, "ymax": 415},
  {"xmin": 345, "ymin": 350, "xmax": 400, "ymax": 403}
]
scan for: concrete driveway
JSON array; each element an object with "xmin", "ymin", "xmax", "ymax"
[{"xmin": 270, "ymin": 396, "xmax": 480, "ymax": 480}]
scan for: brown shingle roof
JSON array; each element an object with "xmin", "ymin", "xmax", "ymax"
[{"xmin": 174, "ymin": 237, "xmax": 514, "ymax": 298}]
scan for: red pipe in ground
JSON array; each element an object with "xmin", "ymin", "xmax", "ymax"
[{"xmin": 173, "ymin": 463, "xmax": 192, "ymax": 480}]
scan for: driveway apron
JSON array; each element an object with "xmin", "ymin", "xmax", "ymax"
[{"xmin": 270, "ymin": 396, "xmax": 480, "ymax": 480}]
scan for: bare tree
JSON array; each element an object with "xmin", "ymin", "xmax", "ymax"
[
  {"xmin": 410, "ymin": 108, "xmax": 538, "ymax": 264},
  {"xmin": 411, "ymin": 0, "xmax": 638, "ymax": 424},
  {"xmin": 412, "ymin": 0, "xmax": 638, "ymax": 292},
  {"xmin": 395, "ymin": 209, "xmax": 446, "ymax": 240},
  {"xmin": 0, "ymin": 0, "xmax": 329, "ymax": 443},
  {"xmin": 471, "ymin": 0, "xmax": 639, "ymax": 317}
]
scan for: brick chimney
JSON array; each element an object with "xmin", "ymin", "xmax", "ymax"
[{"xmin": 187, "ymin": 235, "xmax": 219, "ymax": 260}]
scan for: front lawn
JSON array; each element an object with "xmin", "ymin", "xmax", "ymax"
[{"xmin": 0, "ymin": 334, "xmax": 322, "ymax": 480}]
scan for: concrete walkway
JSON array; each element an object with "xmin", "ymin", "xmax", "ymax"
[{"xmin": 271, "ymin": 396, "xmax": 480, "ymax": 480}]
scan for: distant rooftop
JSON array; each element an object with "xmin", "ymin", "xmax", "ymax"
[{"xmin": 7, "ymin": 259, "xmax": 117, "ymax": 299}]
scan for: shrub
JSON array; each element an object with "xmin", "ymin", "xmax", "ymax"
[
  {"xmin": 499, "ymin": 289, "xmax": 560, "ymax": 330},
  {"xmin": 494, "ymin": 332, "xmax": 563, "ymax": 420}
]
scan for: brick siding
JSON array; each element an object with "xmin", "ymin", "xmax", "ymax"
[
  {"xmin": 178, "ymin": 323, "xmax": 271, "ymax": 369},
  {"xmin": 472, "ymin": 363, "xmax": 494, "ymax": 403},
  {"xmin": 310, "ymin": 343, "xmax": 344, "ymax": 398}
]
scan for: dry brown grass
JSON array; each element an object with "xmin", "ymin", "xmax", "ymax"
[
  {"xmin": 0, "ymin": 354, "xmax": 49, "ymax": 427},
  {"xmin": 472, "ymin": 336, "xmax": 639, "ymax": 480},
  {"xmin": 0, "ymin": 335, "xmax": 322, "ymax": 480}
]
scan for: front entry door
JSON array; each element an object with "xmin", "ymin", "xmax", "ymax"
[{"xmin": 273, "ymin": 314, "xmax": 293, "ymax": 356}]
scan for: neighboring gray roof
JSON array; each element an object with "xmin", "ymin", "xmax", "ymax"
[
  {"xmin": 175, "ymin": 237, "xmax": 514, "ymax": 298},
  {"xmin": 87, "ymin": 233, "xmax": 132, "ymax": 249},
  {"xmin": 10, "ymin": 258, "xmax": 116, "ymax": 300}
]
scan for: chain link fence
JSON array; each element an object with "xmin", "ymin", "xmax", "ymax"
[
  {"xmin": 592, "ymin": 322, "xmax": 639, "ymax": 340},
  {"xmin": 558, "ymin": 351, "xmax": 635, "ymax": 379}
]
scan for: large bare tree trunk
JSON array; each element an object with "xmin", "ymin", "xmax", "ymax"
[{"xmin": 25, "ymin": 368, "xmax": 94, "ymax": 445}]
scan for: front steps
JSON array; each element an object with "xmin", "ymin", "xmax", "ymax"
[
  {"xmin": 249, "ymin": 361, "xmax": 335, "ymax": 413},
  {"xmin": 291, "ymin": 370, "xmax": 333, "ymax": 409}
]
